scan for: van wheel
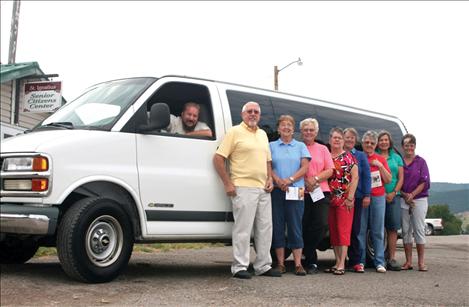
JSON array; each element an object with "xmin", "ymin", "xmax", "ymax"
[
  {"xmin": 0, "ymin": 237, "xmax": 39, "ymax": 264},
  {"xmin": 57, "ymin": 197, "xmax": 134, "ymax": 283},
  {"xmin": 365, "ymin": 229, "xmax": 388, "ymax": 267},
  {"xmin": 425, "ymin": 224, "xmax": 434, "ymax": 236}
]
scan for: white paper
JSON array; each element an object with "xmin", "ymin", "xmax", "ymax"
[
  {"xmin": 309, "ymin": 187, "xmax": 325, "ymax": 202},
  {"xmin": 286, "ymin": 187, "xmax": 305, "ymax": 201},
  {"xmin": 371, "ymin": 170, "xmax": 382, "ymax": 188}
]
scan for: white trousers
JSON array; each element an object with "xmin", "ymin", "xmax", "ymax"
[
  {"xmin": 231, "ymin": 187, "xmax": 273, "ymax": 275},
  {"xmin": 401, "ymin": 197, "xmax": 428, "ymax": 245}
]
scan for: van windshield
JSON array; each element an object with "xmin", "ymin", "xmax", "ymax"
[{"xmin": 34, "ymin": 78, "xmax": 156, "ymax": 131}]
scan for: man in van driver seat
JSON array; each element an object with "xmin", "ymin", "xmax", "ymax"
[{"xmin": 167, "ymin": 102, "xmax": 212, "ymax": 137}]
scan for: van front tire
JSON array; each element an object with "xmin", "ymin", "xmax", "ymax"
[{"xmin": 57, "ymin": 197, "xmax": 134, "ymax": 283}]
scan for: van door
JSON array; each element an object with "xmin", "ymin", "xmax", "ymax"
[{"xmin": 133, "ymin": 79, "xmax": 231, "ymax": 238}]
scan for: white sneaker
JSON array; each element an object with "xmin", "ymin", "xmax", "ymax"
[{"xmin": 376, "ymin": 265, "xmax": 387, "ymax": 273}]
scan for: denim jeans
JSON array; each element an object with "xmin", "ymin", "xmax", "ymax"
[
  {"xmin": 348, "ymin": 197, "xmax": 363, "ymax": 266},
  {"xmin": 271, "ymin": 188, "xmax": 304, "ymax": 249},
  {"xmin": 359, "ymin": 195, "xmax": 386, "ymax": 267}
]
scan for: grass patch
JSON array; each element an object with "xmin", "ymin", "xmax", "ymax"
[
  {"xmin": 35, "ymin": 247, "xmax": 57, "ymax": 257},
  {"xmin": 34, "ymin": 243, "xmax": 224, "ymax": 257},
  {"xmin": 133, "ymin": 243, "xmax": 224, "ymax": 253}
]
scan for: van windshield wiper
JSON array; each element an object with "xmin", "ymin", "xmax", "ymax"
[{"xmin": 41, "ymin": 122, "xmax": 75, "ymax": 129}]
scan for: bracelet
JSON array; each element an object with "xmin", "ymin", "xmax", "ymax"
[
  {"xmin": 314, "ymin": 176, "xmax": 320, "ymax": 182},
  {"xmin": 347, "ymin": 197, "xmax": 354, "ymax": 201}
]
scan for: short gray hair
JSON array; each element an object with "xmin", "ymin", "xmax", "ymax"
[
  {"xmin": 241, "ymin": 101, "xmax": 261, "ymax": 113},
  {"xmin": 362, "ymin": 130, "xmax": 378, "ymax": 144},
  {"xmin": 344, "ymin": 127, "xmax": 359, "ymax": 139},
  {"xmin": 300, "ymin": 118, "xmax": 319, "ymax": 131},
  {"xmin": 329, "ymin": 127, "xmax": 344, "ymax": 138}
]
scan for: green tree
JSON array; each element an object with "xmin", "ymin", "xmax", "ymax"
[{"xmin": 427, "ymin": 204, "xmax": 462, "ymax": 235}]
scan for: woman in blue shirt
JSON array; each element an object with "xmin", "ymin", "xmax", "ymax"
[{"xmin": 270, "ymin": 115, "xmax": 310, "ymax": 276}]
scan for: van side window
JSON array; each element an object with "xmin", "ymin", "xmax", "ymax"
[
  {"xmin": 270, "ymin": 97, "xmax": 317, "ymax": 141},
  {"xmin": 226, "ymin": 90, "xmax": 277, "ymax": 141},
  {"xmin": 314, "ymin": 105, "xmax": 404, "ymax": 150},
  {"xmin": 125, "ymin": 82, "xmax": 215, "ymax": 139}
]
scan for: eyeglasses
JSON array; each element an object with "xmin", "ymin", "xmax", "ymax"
[
  {"xmin": 302, "ymin": 128, "xmax": 316, "ymax": 132},
  {"xmin": 245, "ymin": 109, "xmax": 260, "ymax": 114},
  {"xmin": 363, "ymin": 141, "xmax": 376, "ymax": 145}
]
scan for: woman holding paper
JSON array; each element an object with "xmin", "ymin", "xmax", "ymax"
[
  {"xmin": 300, "ymin": 118, "xmax": 334, "ymax": 274},
  {"xmin": 326, "ymin": 127, "xmax": 358, "ymax": 275},
  {"xmin": 270, "ymin": 115, "xmax": 310, "ymax": 276},
  {"xmin": 359, "ymin": 130, "xmax": 392, "ymax": 273}
]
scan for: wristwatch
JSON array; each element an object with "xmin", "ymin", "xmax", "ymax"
[{"xmin": 289, "ymin": 176, "xmax": 295, "ymax": 183}]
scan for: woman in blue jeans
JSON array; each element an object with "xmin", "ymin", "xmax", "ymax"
[
  {"xmin": 359, "ymin": 130, "xmax": 391, "ymax": 273},
  {"xmin": 377, "ymin": 130, "xmax": 404, "ymax": 271},
  {"xmin": 270, "ymin": 115, "xmax": 310, "ymax": 276}
]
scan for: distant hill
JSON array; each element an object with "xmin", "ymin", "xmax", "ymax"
[{"xmin": 429, "ymin": 182, "xmax": 469, "ymax": 214}]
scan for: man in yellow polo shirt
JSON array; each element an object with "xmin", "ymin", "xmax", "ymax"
[{"xmin": 213, "ymin": 101, "xmax": 280, "ymax": 279}]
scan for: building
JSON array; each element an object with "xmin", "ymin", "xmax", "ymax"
[{"xmin": 0, "ymin": 61, "xmax": 65, "ymax": 140}]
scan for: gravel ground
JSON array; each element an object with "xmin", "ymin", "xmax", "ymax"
[{"xmin": 1, "ymin": 235, "xmax": 468, "ymax": 306}]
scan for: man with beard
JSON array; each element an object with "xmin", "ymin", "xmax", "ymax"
[{"xmin": 167, "ymin": 102, "xmax": 212, "ymax": 137}]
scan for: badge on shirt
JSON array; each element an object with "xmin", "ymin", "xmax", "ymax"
[
  {"xmin": 309, "ymin": 187, "xmax": 325, "ymax": 202},
  {"xmin": 286, "ymin": 187, "xmax": 305, "ymax": 201},
  {"xmin": 371, "ymin": 170, "xmax": 382, "ymax": 188}
]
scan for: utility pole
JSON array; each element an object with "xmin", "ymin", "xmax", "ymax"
[
  {"xmin": 273, "ymin": 57, "xmax": 302, "ymax": 91},
  {"xmin": 8, "ymin": 0, "xmax": 21, "ymax": 64},
  {"xmin": 274, "ymin": 65, "xmax": 279, "ymax": 91}
]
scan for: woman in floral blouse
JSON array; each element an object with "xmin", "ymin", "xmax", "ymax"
[{"xmin": 326, "ymin": 128, "xmax": 358, "ymax": 275}]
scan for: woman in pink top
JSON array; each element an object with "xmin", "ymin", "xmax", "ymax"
[{"xmin": 300, "ymin": 118, "xmax": 334, "ymax": 274}]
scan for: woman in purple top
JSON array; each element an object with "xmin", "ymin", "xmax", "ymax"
[{"xmin": 400, "ymin": 133, "xmax": 431, "ymax": 272}]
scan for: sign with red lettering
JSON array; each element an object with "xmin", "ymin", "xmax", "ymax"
[{"xmin": 24, "ymin": 81, "xmax": 62, "ymax": 112}]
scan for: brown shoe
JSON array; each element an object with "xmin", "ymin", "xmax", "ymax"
[
  {"xmin": 276, "ymin": 264, "xmax": 286, "ymax": 274},
  {"xmin": 295, "ymin": 265, "xmax": 306, "ymax": 276}
]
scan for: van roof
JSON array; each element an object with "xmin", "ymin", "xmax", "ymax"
[{"xmin": 159, "ymin": 74, "xmax": 401, "ymax": 121}]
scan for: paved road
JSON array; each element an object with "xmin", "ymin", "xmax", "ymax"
[{"xmin": 1, "ymin": 236, "xmax": 468, "ymax": 306}]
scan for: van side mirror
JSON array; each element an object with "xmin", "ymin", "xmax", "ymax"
[{"xmin": 138, "ymin": 103, "xmax": 170, "ymax": 133}]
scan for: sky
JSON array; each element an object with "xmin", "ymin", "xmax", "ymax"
[{"xmin": 1, "ymin": 1, "xmax": 468, "ymax": 183}]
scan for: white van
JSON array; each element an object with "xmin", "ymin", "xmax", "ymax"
[{"xmin": 0, "ymin": 75, "xmax": 407, "ymax": 282}]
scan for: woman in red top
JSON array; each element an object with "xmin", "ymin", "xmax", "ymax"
[
  {"xmin": 326, "ymin": 128, "xmax": 358, "ymax": 275},
  {"xmin": 359, "ymin": 130, "xmax": 391, "ymax": 273}
]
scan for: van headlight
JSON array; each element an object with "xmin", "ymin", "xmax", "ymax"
[
  {"xmin": 1, "ymin": 155, "xmax": 51, "ymax": 195},
  {"xmin": 2, "ymin": 156, "xmax": 49, "ymax": 172}
]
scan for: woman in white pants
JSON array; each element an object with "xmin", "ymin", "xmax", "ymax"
[{"xmin": 400, "ymin": 134, "xmax": 431, "ymax": 272}]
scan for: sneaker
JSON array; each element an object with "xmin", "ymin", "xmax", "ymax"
[
  {"xmin": 306, "ymin": 264, "xmax": 319, "ymax": 274},
  {"xmin": 276, "ymin": 264, "xmax": 286, "ymax": 274},
  {"xmin": 353, "ymin": 263, "xmax": 365, "ymax": 273},
  {"xmin": 387, "ymin": 259, "xmax": 401, "ymax": 271},
  {"xmin": 233, "ymin": 270, "xmax": 252, "ymax": 279},
  {"xmin": 376, "ymin": 265, "xmax": 387, "ymax": 273},
  {"xmin": 295, "ymin": 265, "xmax": 307, "ymax": 276},
  {"xmin": 260, "ymin": 268, "xmax": 282, "ymax": 277}
]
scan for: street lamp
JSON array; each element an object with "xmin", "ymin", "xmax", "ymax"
[{"xmin": 274, "ymin": 57, "xmax": 303, "ymax": 91}]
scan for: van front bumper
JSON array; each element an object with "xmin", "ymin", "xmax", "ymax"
[{"xmin": 0, "ymin": 204, "xmax": 58, "ymax": 235}]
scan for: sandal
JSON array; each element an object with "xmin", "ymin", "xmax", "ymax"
[
  {"xmin": 295, "ymin": 265, "xmax": 307, "ymax": 276},
  {"xmin": 333, "ymin": 269, "xmax": 345, "ymax": 275},
  {"xmin": 418, "ymin": 265, "xmax": 428, "ymax": 272},
  {"xmin": 401, "ymin": 264, "xmax": 413, "ymax": 270},
  {"xmin": 324, "ymin": 267, "xmax": 337, "ymax": 273}
]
